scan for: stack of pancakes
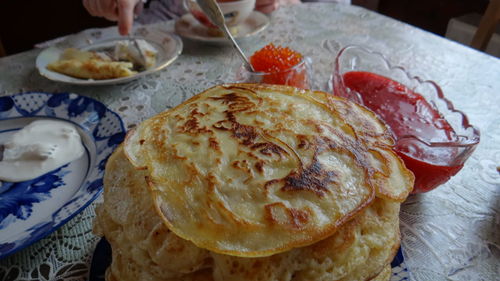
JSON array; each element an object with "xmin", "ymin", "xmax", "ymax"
[{"xmin": 93, "ymin": 84, "xmax": 414, "ymax": 281}]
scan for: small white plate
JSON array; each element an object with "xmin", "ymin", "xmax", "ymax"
[
  {"xmin": 0, "ymin": 92, "xmax": 125, "ymax": 259},
  {"xmin": 36, "ymin": 25, "xmax": 183, "ymax": 85},
  {"xmin": 175, "ymin": 11, "xmax": 270, "ymax": 43}
]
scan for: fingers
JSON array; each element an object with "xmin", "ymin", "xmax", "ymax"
[
  {"xmin": 83, "ymin": 0, "xmax": 118, "ymax": 21},
  {"xmin": 83, "ymin": 0, "xmax": 141, "ymax": 35},
  {"xmin": 255, "ymin": 0, "xmax": 280, "ymax": 14},
  {"xmin": 83, "ymin": 0, "xmax": 98, "ymax": 16},
  {"xmin": 98, "ymin": 0, "xmax": 119, "ymax": 21},
  {"xmin": 117, "ymin": 0, "xmax": 136, "ymax": 35},
  {"xmin": 133, "ymin": 1, "xmax": 144, "ymax": 16}
]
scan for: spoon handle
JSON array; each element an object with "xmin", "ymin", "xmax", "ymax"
[
  {"xmin": 220, "ymin": 25, "xmax": 254, "ymax": 71},
  {"xmin": 196, "ymin": 0, "xmax": 255, "ymax": 71}
]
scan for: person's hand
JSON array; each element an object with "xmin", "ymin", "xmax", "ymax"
[
  {"xmin": 255, "ymin": 0, "xmax": 280, "ymax": 14},
  {"xmin": 83, "ymin": 0, "xmax": 143, "ymax": 35},
  {"xmin": 255, "ymin": 0, "xmax": 301, "ymax": 14}
]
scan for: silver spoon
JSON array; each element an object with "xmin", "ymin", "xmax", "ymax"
[
  {"xmin": 114, "ymin": 0, "xmax": 148, "ymax": 69},
  {"xmin": 196, "ymin": 0, "xmax": 255, "ymax": 71}
]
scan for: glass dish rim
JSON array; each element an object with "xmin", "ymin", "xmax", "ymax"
[
  {"xmin": 333, "ymin": 44, "xmax": 480, "ymax": 149},
  {"xmin": 241, "ymin": 56, "xmax": 311, "ymax": 76}
]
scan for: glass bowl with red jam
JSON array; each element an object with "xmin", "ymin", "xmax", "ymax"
[
  {"xmin": 236, "ymin": 43, "xmax": 312, "ymax": 89},
  {"xmin": 330, "ymin": 45, "xmax": 480, "ymax": 194}
]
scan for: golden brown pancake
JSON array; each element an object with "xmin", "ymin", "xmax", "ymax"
[
  {"xmin": 308, "ymin": 89, "xmax": 414, "ymax": 201},
  {"xmin": 95, "ymin": 148, "xmax": 402, "ymax": 281},
  {"xmin": 95, "ymin": 84, "xmax": 414, "ymax": 281},
  {"xmin": 47, "ymin": 48, "xmax": 136, "ymax": 79},
  {"xmin": 124, "ymin": 84, "xmax": 412, "ymax": 257},
  {"xmin": 94, "ymin": 147, "xmax": 211, "ymax": 280}
]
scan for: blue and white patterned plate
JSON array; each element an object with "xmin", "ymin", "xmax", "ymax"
[{"xmin": 0, "ymin": 92, "xmax": 125, "ymax": 259}]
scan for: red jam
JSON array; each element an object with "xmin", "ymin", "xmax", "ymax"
[
  {"xmin": 250, "ymin": 44, "xmax": 307, "ymax": 88},
  {"xmin": 342, "ymin": 71, "xmax": 462, "ymax": 193}
]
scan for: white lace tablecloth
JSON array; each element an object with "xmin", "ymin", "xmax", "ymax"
[{"xmin": 0, "ymin": 3, "xmax": 499, "ymax": 281}]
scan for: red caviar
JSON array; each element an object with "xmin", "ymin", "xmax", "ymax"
[{"xmin": 249, "ymin": 44, "xmax": 308, "ymax": 88}]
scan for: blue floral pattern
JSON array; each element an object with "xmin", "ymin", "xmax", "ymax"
[
  {"xmin": 0, "ymin": 166, "xmax": 68, "ymax": 227},
  {"xmin": 0, "ymin": 92, "xmax": 125, "ymax": 259}
]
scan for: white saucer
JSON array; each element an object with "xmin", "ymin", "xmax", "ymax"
[{"xmin": 175, "ymin": 11, "xmax": 270, "ymax": 43}]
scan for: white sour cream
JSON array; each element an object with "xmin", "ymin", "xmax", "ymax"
[{"xmin": 0, "ymin": 120, "xmax": 85, "ymax": 182}]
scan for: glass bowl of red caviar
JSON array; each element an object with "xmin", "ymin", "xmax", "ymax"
[
  {"xmin": 330, "ymin": 45, "xmax": 480, "ymax": 194},
  {"xmin": 236, "ymin": 44, "xmax": 312, "ymax": 89}
]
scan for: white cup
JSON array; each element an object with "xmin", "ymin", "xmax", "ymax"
[{"xmin": 185, "ymin": 0, "xmax": 256, "ymax": 28}]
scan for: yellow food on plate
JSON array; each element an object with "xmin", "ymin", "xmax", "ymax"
[
  {"xmin": 47, "ymin": 48, "xmax": 136, "ymax": 80},
  {"xmin": 94, "ymin": 83, "xmax": 414, "ymax": 281}
]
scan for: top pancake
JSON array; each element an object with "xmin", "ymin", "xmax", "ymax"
[{"xmin": 124, "ymin": 84, "xmax": 413, "ymax": 257}]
